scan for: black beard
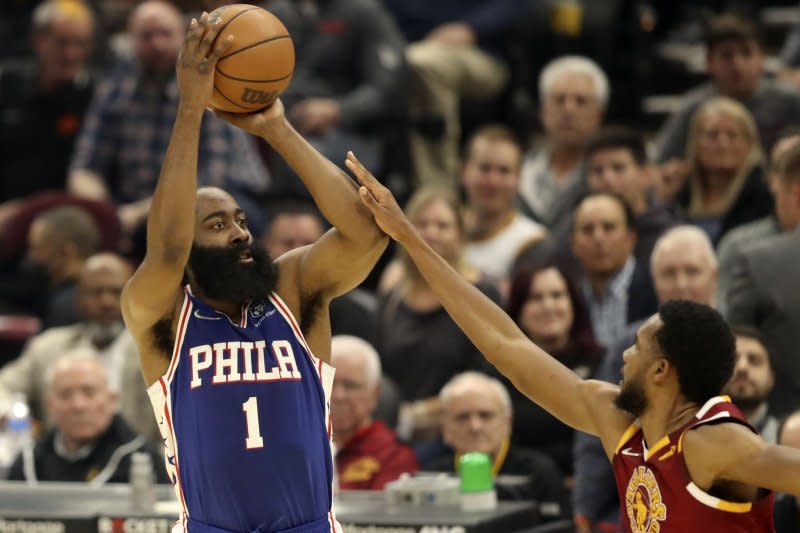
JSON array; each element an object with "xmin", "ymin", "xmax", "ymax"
[
  {"xmin": 615, "ymin": 380, "xmax": 649, "ymax": 417},
  {"xmin": 187, "ymin": 242, "xmax": 277, "ymax": 306},
  {"xmin": 729, "ymin": 394, "xmax": 766, "ymax": 413}
]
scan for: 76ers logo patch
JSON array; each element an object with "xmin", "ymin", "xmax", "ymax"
[{"xmin": 626, "ymin": 466, "xmax": 667, "ymax": 533}]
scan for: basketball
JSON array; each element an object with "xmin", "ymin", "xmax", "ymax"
[{"xmin": 207, "ymin": 4, "xmax": 295, "ymax": 113}]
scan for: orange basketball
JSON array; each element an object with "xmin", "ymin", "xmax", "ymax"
[{"xmin": 207, "ymin": 4, "xmax": 295, "ymax": 113}]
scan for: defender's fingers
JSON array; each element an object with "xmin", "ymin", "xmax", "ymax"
[
  {"xmin": 345, "ymin": 152, "xmax": 379, "ymax": 188},
  {"xmin": 358, "ymin": 186, "xmax": 381, "ymax": 212}
]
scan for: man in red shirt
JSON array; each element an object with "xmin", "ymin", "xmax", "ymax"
[
  {"xmin": 331, "ymin": 335, "xmax": 418, "ymax": 490},
  {"xmin": 347, "ymin": 151, "xmax": 800, "ymax": 532}
]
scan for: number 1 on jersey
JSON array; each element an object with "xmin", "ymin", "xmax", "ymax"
[{"xmin": 242, "ymin": 396, "xmax": 264, "ymax": 449}]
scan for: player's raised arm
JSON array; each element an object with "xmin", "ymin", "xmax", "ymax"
[
  {"xmin": 214, "ymin": 106, "xmax": 388, "ymax": 300},
  {"xmin": 120, "ymin": 14, "xmax": 231, "ymax": 381},
  {"xmin": 347, "ymin": 154, "xmax": 632, "ymax": 441}
]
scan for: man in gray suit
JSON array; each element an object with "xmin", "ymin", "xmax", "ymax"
[{"xmin": 728, "ymin": 143, "xmax": 800, "ymax": 416}]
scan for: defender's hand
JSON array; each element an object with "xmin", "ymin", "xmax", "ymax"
[
  {"xmin": 176, "ymin": 12, "xmax": 232, "ymax": 110},
  {"xmin": 345, "ymin": 151, "xmax": 415, "ymax": 243}
]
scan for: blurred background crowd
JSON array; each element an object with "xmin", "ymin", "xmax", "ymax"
[{"xmin": 1, "ymin": 0, "xmax": 800, "ymax": 532}]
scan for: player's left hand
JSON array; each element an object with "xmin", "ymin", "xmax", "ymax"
[
  {"xmin": 212, "ymin": 98, "xmax": 287, "ymax": 137},
  {"xmin": 345, "ymin": 151, "xmax": 415, "ymax": 243}
]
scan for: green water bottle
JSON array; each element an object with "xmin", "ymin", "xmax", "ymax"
[{"xmin": 458, "ymin": 452, "xmax": 497, "ymax": 511}]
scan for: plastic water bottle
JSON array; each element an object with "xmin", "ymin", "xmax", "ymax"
[
  {"xmin": 458, "ymin": 452, "xmax": 497, "ymax": 512},
  {"xmin": 3, "ymin": 394, "xmax": 32, "ymax": 473},
  {"xmin": 130, "ymin": 452, "xmax": 155, "ymax": 514}
]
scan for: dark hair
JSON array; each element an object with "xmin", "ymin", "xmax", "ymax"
[
  {"xmin": 730, "ymin": 324, "xmax": 765, "ymax": 346},
  {"xmin": 574, "ymin": 191, "xmax": 637, "ymax": 230},
  {"xmin": 655, "ymin": 300, "xmax": 735, "ymax": 404},
  {"xmin": 35, "ymin": 205, "xmax": 101, "ymax": 258},
  {"xmin": 506, "ymin": 263, "xmax": 604, "ymax": 366},
  {"xmin": 464, "ymin": 124, "xmax": 522, "ymax": 161},
  {"xmin": 266, "ymin": 201, "xmax": 325, "ymax": 232},
  {"xmin": 704, "ymin": 13, "xmax": 763, "ymax": 51},
  {"xmin": 585, "ymin": 126, "xmax": 647, "ymax": 166}
]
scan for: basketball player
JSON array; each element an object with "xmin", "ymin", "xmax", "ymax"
[
  {"xmin": 120, "ymin": 14, "xmax": 386, "ymax": 533},
  {"xmin": 346, "ymin": 153, "xmax": 800, "ymax": 532}
]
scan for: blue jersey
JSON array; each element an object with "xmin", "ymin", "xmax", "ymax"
[{"xmin": 147, "ymin": 288, "xmax": 343, "ymax": 533}]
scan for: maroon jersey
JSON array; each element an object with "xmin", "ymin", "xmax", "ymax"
[{"xmin": 612, "ymin": 396, "xmax": 774, "ymax": 533}]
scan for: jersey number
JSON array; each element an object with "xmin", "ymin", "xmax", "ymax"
[{"xmin": 241, "ymin": 396, "xmax": 264, "ymax": 449}]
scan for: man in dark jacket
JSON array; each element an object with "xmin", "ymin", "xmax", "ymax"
[
  {"xmin": 263, "ymin": 0, "xmax": 406, "ymax": 197},
  {"xmin": 425, "ymin": 372, "xmax": 568, "ymax": 522},
  {"xmin": 7, "ymin": 349, "xmax": 166, "ymax": 484}
]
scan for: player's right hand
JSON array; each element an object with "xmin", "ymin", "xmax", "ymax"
[
  {"xmin": 345, "ymin": 151, "xmax": 414, "ymax": 243},
  {"xmin": 176, "ymin": 11, "xmax": 232, "ymax": 110}
]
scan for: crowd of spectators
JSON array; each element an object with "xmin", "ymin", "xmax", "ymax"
[{"xmin": 2, "ymin": 1, "xmax": 800, "ymax": 532}]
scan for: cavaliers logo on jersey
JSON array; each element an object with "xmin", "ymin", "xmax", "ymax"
[{"xmin": 625, "ymin": 466, "xmax": 667, "ymax": 533}]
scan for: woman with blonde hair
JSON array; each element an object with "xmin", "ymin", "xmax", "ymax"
[
  {"xmin": 679, "ymin": 96, "xmax": 773, "ymax": 243},
  {"xmin": 376, "ymin": 186, "xmax": 499, "ymax": 447}
]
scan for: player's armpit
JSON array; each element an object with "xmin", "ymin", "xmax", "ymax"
[
  {"xmin": 574, "ymin": 379, "xmax": 635, "ymax": 459},
  {"xmin": 684, "ymin": 422, "xmax": 800, "ymax": 496},
  {"xmin": 121, "ymin": 256, "xmax": 185, "ymax": 335}
]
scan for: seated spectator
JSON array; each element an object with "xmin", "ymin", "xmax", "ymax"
[
  {"xmin": 0, "ymin": 253, "xmax": 156, "ymax": 443},
  {"xmin": 774, "ymin": 411, "xmax": 800, "ymax": 533},
  {"xmin": 674, "ymin": 97, "xmax": 772, "ymax": 245},
  {"xmin": 425, "ymin": 372, "xmax": 567, "ymax": 521},
  {"xmin": 655, "ymin": 14, "xmax": 800, "ymax": 169},
  {"xmin": 331, "ymin": 335, "xmax": 418, "ymax": 490},
  {"xmin": 264, "ymin": 0, "xmax": 406, "ymax": 197},
  {"xmin": 524, "ymin": 126, "xmax": 680, "ymax": 273},
  {"xmin": 518, "ymin": 56, "xmax": 607, "ymax": 231},
  {"xmin": 6, "ymin": 350, "xmax": 167, "ymax": 484},
  {"xmin": 723, "ymin": 326, "xmax": 780, "ymax": 443},
  {"xmin": 573, "ymin": 225, "xmax": 718, "ymax": 533},
  {"xmin": 717, "ymin": 131, "xmax": 800, "ymax": 313},
  {"xmin": 68, "ymin": 0, "xmax": 269, "ymax": 253},
  {"xmin": 261, "ymin": 202, "xmax": 377, "ymax": 345},
  {"xmin": 571, "ymin": 192, "xmax": 657, "ymax": 348},
  {"xmin": 384, "ymin": 0, "xmax": 513, "ymax": 186},
  {"xmin": 0, "ymin": 205, "xmax": 100, "ymax": 327},
  {"xmin": 0, "ymin": 0, "xmax": 95, "ymax": 225},
  {"xmin": 727, "ymin": 142, "xmax": 800, "ymax": 416},
  {"xmin": 491, "ymin": 263, "xmax": 603, "ymax": 477},
  {"xmin": 462, "ymin": 125, "xmax": 546, "ymax": 283},
  {"xmin": 376, "ymin": 187, "xmax": 499, "ymax": 442}
]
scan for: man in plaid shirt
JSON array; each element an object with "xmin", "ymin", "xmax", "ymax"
[{"xmin": 68, "ymin": 1, "xmax": 268, "ymax": 248}]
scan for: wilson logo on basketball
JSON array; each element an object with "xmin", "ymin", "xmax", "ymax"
[{"xmin": 241, "ymin": 88, "xmax": 278, "ymax": 105}]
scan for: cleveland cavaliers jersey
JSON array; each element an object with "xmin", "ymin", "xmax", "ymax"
[
  {"xmin": 612, "ymin": 396, "xmax": 774, "ymax": 533},
  {"xmin": 147, "ymin": 288, "xmax": 343, "ymax": 533}
]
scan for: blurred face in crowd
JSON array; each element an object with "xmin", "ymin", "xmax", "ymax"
[
  {"xmin": 263, "ymin": 213, "xmax": 324, "ymax": 259},
  {"xmin": 412, "ymin": 199, "xmax": 463, "ymax": 264},
  {"xmin": 588, "ymin": 148, "xmax": 647, "ymax": 212},
  {"xmin": 442, "ymin": 377, "xmax": 510, "ymax": 456},
  {"xmin": 541, "ymin": 72, "xmax": 602, "ymax": 148},
  {"xmin": 77, "ymin": 255, "xmax": 132, "ymax": 346},
  {"xmin": 129, "ymin": 1, "xmax": 185, "ymax": 74},
  {"xmin": 461, "ymin": 137, "xmax": 521, "ymax": 219},
  {"xmin": 724, "ymin": 334, "xmax": 774, "ymax": 412},
  {"xmin": 330, "ymin": 347, "xmax": 379, "ymax": 445},
  {"xmin": 651, "ymin": 235, "xmax": 717, "ymax": 305},
  {"xmin": 572, "ymin": 196, "xmax": 635, "ymax": 279},
  {"xmin": 770, "ymin": 136, "xmax": 800, "ymax": 232},
  {"xmin": 47, "ymin": 356, "xmax": 117, "ymax": 451},
  {"xmin": 34, "ymin": 6, "xmax": 94, "ymax": 87},
  {"xmin": 695, "ymin": 111, "xmax": 752, "ymax": 176},
  {"xmin": 707, "ymin": 39, "xmax": 764, "ymax": 98},
  {"xmin": 519, "ymin": 268, "xmax": 573, "ymax": 351}
]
